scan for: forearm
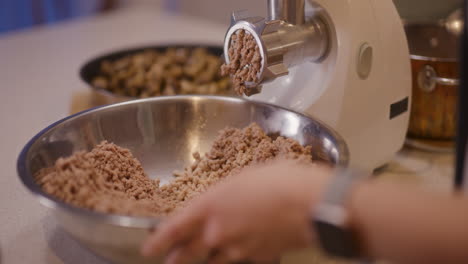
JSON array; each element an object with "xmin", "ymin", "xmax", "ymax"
[{"xmin": 350, "ymin": 181, "xmax": 468, "ymax": 264}]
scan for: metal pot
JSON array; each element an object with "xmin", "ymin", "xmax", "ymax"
[{"xmin": 405, "ymin": 23, "xmax": 460, "ymax": 140}]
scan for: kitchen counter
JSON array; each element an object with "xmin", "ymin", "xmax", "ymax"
[{"xmin": 0, "ymin": 4, "xmax": 455, "ymax": 264}]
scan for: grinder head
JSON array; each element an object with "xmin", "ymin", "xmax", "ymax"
[
  {"xmin": 224, "ymin": 12, "xmax": 289, "ymax": 95},
  {"xmin": 223, "ymin": 8, "xmax": 329, "ymax": 96}
]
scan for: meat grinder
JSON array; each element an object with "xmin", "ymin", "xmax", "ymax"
[{"xmin": 223, "ymin": 0, "xmax": 411, "ymax": 171}]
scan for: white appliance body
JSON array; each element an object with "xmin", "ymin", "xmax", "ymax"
[{"xmin": 250, "ymin": 0, "xmax": 412, "ymax": 171}]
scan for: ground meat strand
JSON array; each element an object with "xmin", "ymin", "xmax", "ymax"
[{"xmin": 221, "ymin": 30, "xmax": 262, "ymax": 96}]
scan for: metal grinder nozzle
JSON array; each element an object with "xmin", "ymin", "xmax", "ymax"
[{"xmin": 223, "ymin": 0, "xmax": 330, "ymax": 95}]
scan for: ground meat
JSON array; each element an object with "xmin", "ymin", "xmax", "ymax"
[
  {"xmin": 221, "ymin": 30, "xmax": 262, "ymax": 96},
  {"xmin": 35, "ymin": 141, "xmax": 167, "ymax": 217},
  {"xmin": 35, "ymin": 123, "xmax": 313, "ymax": 217},
  {"xmin": 161, "ymin": 123, "xmax": 312, "ymax": 213},
  {"xmin": 92, "ymin": 47, "xmax": 231, "ymax": 98}
]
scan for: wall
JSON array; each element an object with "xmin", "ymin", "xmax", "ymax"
[
  {"xmin": 171, "ymin": 0, "xmax": 462, "ymax": 25},
  {"xmin": 175, "ymin": 0, "xmax": 266, "ymax": 26},
  {"xmin": 393, "ymin": 0, "xmax": 462, "ymax": 22}
]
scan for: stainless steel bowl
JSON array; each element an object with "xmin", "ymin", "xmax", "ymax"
[{"xmin": 17, "ymin": 96, "xmax": 349, "ymax": 264}]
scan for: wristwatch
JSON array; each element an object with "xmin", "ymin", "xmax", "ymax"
[{"xmin": 312, "ymin": 168, "xmax": 367, "ymax": 259}]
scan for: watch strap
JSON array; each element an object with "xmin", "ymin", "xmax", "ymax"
[{"xmin": 312, "ymin": 168, "xmax": 367, "ymax": 259}]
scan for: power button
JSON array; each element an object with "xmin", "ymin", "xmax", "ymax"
[{"xmin": 357, "ymin": 43, "xmax": 373, "ymax": 80}]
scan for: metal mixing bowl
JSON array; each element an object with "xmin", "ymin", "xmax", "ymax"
[
  {"xmin": 17, "ymin": 96, "xmax": 349, "ymax": 264},
  {"xmin": 80, "ymin": 44, "xmax": 229, "ymax": 105}
]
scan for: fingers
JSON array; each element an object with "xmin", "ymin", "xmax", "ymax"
[
  {"xmin": 158, "ymin": 218, "xmax": 253, "ymax": 264},
  {"xmin": 163, "ymin": 237, "xmax": 211, "ymax": 264},
  {"xmin": 203, "ymin": 216, "xmax": 246, "ymax": 251},
  {"xmin": 207, "ymin": 251, "xmax": 231, "ymax": 264},
  {"xmin": 204, "ymin": 221, "xmax": 252, "ymax": 264},
  {"xmin": 203, "ymin": 217, "xmax": 224, "ymax": 248},
  {"xmin": 141, "ymin": 202, "xmax": 209, "ymax": 257},
  {"xmin": 207, "ymin": 247, "xmax": 253, "ymax": 264}
]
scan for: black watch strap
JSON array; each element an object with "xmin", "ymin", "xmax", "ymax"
[{"xmin": 312, "ymin": 168, "xmax": 367, "ymax": 259}]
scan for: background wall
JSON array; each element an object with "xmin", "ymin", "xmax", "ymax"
[
  {"xmin": 171, "ymin": 0, "xmax": 463, "ymax": 25},
  {"xmin": 173, "ymin": 0, "xmax": 268, "ymax": 26},
  {"xmin": 393, "ymin": 0, "xmax": 462, "ymax": 22},
  {"xmin": 1, "ymin": 0, "xmax": 463, "ymax": 36},
  {"xmin": 0, "ymin": 0, "xmax": 116, "ymax": 35}
]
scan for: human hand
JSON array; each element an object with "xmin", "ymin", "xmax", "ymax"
[{"xmin": 141, "ymin": 159, "xmax": 332, "ymax": 264}]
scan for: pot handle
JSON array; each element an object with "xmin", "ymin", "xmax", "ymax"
[
  {"xmin": 418, "ymin": 65, "xmax": 459, "ymax": 92},
  {"xmin": 434, "ymin": 76, "xmax": 460, "ymax": 86}
]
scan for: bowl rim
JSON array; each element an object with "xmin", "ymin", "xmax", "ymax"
[
  {"xmin": 17, "ymin": 95, "xmax": 349, "ymax": 229},
  {"xmin": 79, "ymin": 43, "xmax": 226, "ymax": 100}
]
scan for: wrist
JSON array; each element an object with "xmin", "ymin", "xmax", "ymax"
[
  {"xmin": 347, "ymin": 180, "xmax": 374, "ymax": 260},
  {"xmin": 311, "ymin": 168, "xmax": 370, "ymax": 259},
  {"xmin": 283, "ymin": 164, "xmax": 333, "ymax": 247}
]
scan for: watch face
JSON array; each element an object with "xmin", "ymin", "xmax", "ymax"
[{"xmin": 314, "ymin": 220, "xmax": 359, "ymax": 259}]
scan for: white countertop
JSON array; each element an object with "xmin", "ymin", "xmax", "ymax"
[{"xmin": 0, "ymin": 4, "xmax": 455, "ymax": 264}]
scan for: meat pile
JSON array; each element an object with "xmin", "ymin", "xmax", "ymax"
[{"xmin": 35, "ymin": 123, "xmax": 313, "ymax": 217}]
